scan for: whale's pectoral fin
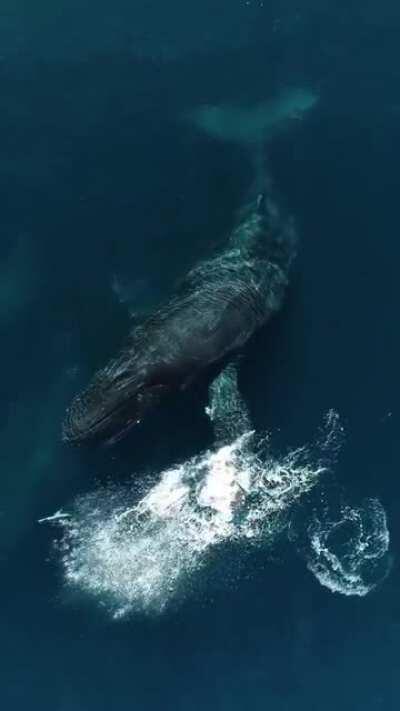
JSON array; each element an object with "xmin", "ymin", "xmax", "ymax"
[{"xmin": 206, "ymin": 360, "xmax": 252, "ymax": 443}]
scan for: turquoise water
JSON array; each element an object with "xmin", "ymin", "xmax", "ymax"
[{"xmin": 1, "ymin": 2, "xmax": 400, "ymax": 709}]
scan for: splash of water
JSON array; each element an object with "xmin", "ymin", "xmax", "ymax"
[
  {"xmin": 43, "ymin": 367, "xmax": 389, "ymax": 616},
  {"xmin": 50, "ymin": 405, "xmax": 338, "ymax": 618}
]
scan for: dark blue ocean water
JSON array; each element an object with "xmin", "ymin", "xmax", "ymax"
[{"xmin": 1, "ymin": 2, "xmax": 400, "ymax": 709}]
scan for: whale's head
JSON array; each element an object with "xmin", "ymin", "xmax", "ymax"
[{"xmin": 62, "ymin": 355, "xmax": 174, "ymax": 445}]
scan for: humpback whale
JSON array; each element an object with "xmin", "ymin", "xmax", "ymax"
[{"xmin": 63, "ymin": 87, "xmax": 317, "ymax": 444}]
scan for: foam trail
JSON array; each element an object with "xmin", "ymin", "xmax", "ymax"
[{"xmin": 292, "ymin": 497, "xmax": 391, "ymax": 596}]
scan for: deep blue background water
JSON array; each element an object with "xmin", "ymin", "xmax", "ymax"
[{"xmin": 1, "ymin": 2, "xmax": 400, "ymax": 709}]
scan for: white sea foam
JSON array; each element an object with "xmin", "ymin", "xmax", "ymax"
[
  {"xmin": 50, "ymin": 410, "xmax": 338, "ymax": 618},
  {"xmin": 301, "ymin": 498, "xmax": 391, "ymax": 596}
]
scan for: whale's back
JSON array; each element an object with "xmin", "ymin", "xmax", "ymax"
[{"xmin": 63, "ymin": 188, "xmax": 295, "ymax": 446}]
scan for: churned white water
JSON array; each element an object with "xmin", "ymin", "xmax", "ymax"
[{"xmin": 44, "ymin": 411, "xmax": 338, "ymax": 617}]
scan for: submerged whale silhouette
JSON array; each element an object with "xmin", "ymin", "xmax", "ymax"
[{"xmin": 63, "ymin": 88, "xmax": 317, "ymax": 445}]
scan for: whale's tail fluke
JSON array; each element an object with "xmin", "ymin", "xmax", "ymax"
[
  {"xmin": 187, "ymin": 85, "xmax": 318, "ymax": 199},
  {"xmin": 187, "ymin": 86, "xmax": 318, "ymax": 270},
  {"xmin": 187, "ymin": 86, "xmax": 318, "ymax": 148}
]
